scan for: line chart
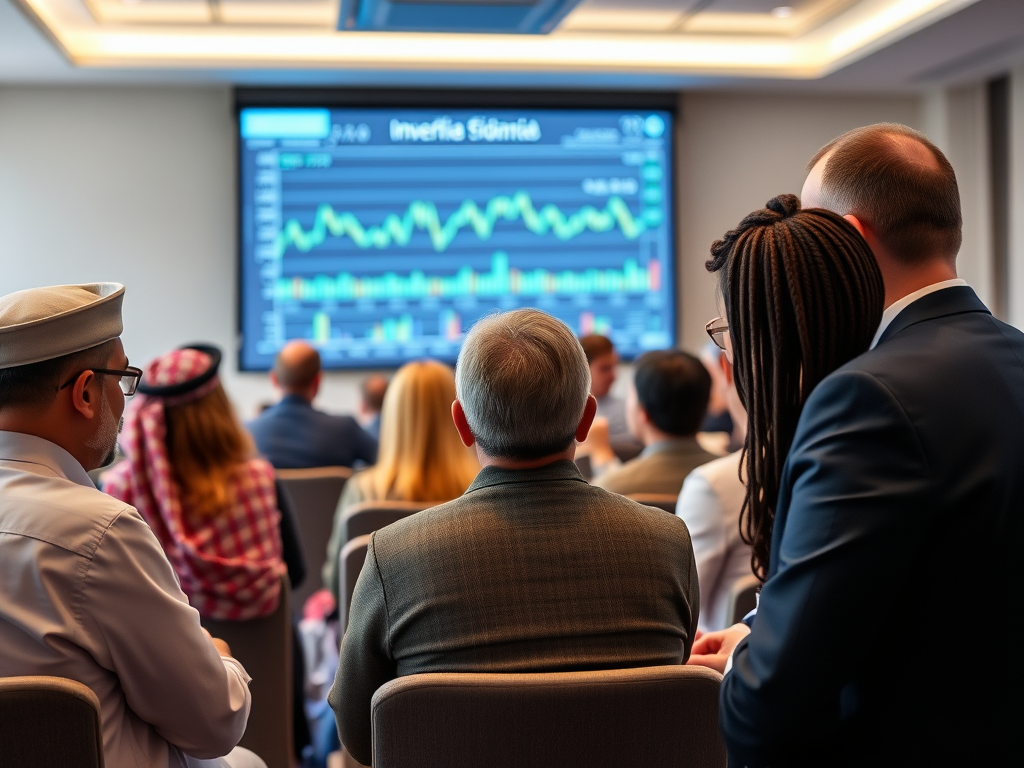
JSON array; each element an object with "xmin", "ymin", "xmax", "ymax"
[
  {"xmin": 276, "ymin": 192, "xmax": 647, "ymax": 257},
  {"xmin": 238, "ymin": 107, "xmax": 676, "ymax": 370}
]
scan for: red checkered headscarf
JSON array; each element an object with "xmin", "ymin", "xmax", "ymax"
[{"xmin": 104, "ymin": 345, "xmax": 284, "ymax": 620}]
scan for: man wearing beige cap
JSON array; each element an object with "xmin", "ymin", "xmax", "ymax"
[{"xmin": 0, "ymin": 283, "xmax": 265, "ymax": 768}]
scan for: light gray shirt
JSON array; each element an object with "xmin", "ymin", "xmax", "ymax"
[
  {"xmin": 675, "ymin": 451, "xmax": 754, "ymax": 632},
  {"xmin": 0, "ymin": 431, "xmax": 252, "ymax": 768}
]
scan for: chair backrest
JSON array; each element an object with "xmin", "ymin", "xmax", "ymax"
[
  {"xmin": 0, "ymin": 676, "xmax": 104, "ymax": 768},
  {"xmin": 339, "ymin": 535, "xmax": 372, "ymax": 630},
  {"xmin": 201, "ymin": 577, "xmax": 292, "ymax": 768},
  {"xmin": 626, "ymin": 493, "xmax": 679, "ymax": 515},
  {"xmin": 276, "ymin": 467, "xmax": 353, "ymax": 610},
  {"xmin": 339, "ymin": 500, "xmax": 432, "ymax": 543},
  {"xmin": 371, "ymin": 665, "xmax": 726, "ymax": 768},
  {"xmin": 726, "ymin": 573, "xmax": 761, "ymax": 626}
]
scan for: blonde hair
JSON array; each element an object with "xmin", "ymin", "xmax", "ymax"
[
  {"xmin": 368, "ymin": 360, "xmax": 478, "ymax": 502},
  {"xmin": 165, "ymin": 383, "xmax": 253, "ymax": 517}
]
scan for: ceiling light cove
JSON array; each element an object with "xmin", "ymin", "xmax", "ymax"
[{"xmin": 14, "ymin": 0, "xmax": 981, "ymax": 78}]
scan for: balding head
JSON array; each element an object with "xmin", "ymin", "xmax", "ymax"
[
  {"xmin": 803, "ymin": 123, "xmax": 962, "ymax": 264},
  {"xmin": 273, "ymin": 341, "xmax": 322, "ymax": 398}
]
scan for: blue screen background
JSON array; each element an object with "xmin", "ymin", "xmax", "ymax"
[{"xmin": 238, "ymin": 107, "xmax": 675, "ymax": 370}]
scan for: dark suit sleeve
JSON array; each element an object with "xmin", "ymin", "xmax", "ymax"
[
  {"xmin": 274, "ymin": 480, "xmax": 307, "ymax": 589},
  {"xmin": 329, "ymin": 535, "xmax": 396, "ymax": 767},
  {"xmin": 721, "ymin": 370, "xmax": 931, "ymax": 767}
]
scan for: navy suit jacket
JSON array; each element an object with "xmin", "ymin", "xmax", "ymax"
[
  {"xmin": 721, "ymin": 287, "xmax": 1024, "ymax": 767},
  {"xmin": 248, "ymin": 394, "xmax": 378, "ymax": 470}
]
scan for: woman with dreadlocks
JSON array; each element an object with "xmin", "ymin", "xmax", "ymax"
[{"xmin": 688, "ymin": 193, "xmax": 883, "ymax": 668}]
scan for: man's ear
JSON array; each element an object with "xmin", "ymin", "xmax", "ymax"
[
  {"xmin": 451, "ymin": 400, "xmax": 476, "ymax": 448},
  {"xmin": 843, "ymin": 213, "xmax": 867, "ymax": 238},
  {"xmin": 270, "ymin": 370, "xmax": 280, "ymax": 389},
  {"xmin": 574, "ymin": 394, "xmax": 599, "ymax": 443},
  {"xmin": 70, "ymin": 371, "xmax": 99, "ymax": 419}
]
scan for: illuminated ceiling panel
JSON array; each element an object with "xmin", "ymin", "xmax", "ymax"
[{"xmin": 14, "ymin": 0, "xmax": 982, "ymax": 77}]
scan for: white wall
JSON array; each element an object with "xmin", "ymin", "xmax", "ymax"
[
  {"xmin": 1010, "ymin": 63, "xmax": 1024, "ymax": 330},
  {"xmin": 923, "ymin": 85, "xmax": 994, "ymax": 308},
  {"xmin": 1, "ymin": 85, "xmax": 926, "ymax": 417},
  {"xmin": 675, "ymin": 91, "xmax": 924, "ymax": 351}
]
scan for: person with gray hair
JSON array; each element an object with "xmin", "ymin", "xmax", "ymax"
[{"xmin": 330, "ymin": 308, "xmax": 701, "ymax": 767}]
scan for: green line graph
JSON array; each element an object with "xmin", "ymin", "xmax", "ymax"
[{"xmin": 275, "ymin": 192, "xmax": 647, "ymax": 257}]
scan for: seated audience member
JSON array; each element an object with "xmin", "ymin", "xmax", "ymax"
[
  {"xmin": 358, "ymin": 374, "xmax": 388, "ymax": 439},
  {"xmin": 676, "ymin": 350, "xmax": 752, "ymax": 632},
  {"xmin": 592, "ymin": 350, "xmax": 716, "ymax": 496},
  {"xmin": 579, "ymin": 333, "xmax": 642, "ymax": 459},
  {"xmin": 0, "ymin": 283, "xmax": 262, "ymax": 768},
  {"xmin": 104, "ymin": 344, "xmax": 287, "ymax": 620},
  {"xmin": 322, "ymin": 359, "xmax": 478, "ymax": 600},
  {"xmin": 330, "ymin": 309, "xmax": 700, "ymax": 766},
  {"xmin": 247, "ymin": 340, "xmax": 377, "ymax": 469}
]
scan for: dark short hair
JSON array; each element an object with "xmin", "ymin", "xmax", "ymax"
[
  {"xmin": 633, "ymin": 350, "xmax": 711, "ymax": 437},
  {"xmin": 809, "ymin": 123, "xmax": 962, "ymax": 263},
  {"xmin": 0, "ymin": 340, "xmax": 117, "ymax": 412},
  {"xmin": 579, "ymin": 334, "xmax": 615, "ymax": 365}
]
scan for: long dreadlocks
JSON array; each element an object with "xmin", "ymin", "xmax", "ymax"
[{"xmin": 706, "ymin": 193, "xmax": 884, "ymax": 581}]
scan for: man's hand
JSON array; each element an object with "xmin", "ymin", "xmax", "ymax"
[
  {"xmin": 202, "ymin": 627, "xmax": 233, "ymax": 658},
  {"xmin": 686, "ymin": 623, "xmax": 751, "ymax": 673}
]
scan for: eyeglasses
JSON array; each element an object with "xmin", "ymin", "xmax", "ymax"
[
  {"xmin": 705, "ymin": 317, "xmax": 730, "ymax": 351},
  {"xmin": 58, "ymin": 366, "xmax": 144, "ymax": 397}
]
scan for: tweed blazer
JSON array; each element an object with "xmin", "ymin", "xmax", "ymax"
[
  {"xmin": 593, "ymin": 437, "xmax": 718, "ymax": 496},
  {"xmin": 330, "ymin": 460, "xmax": 700, "ymax": 766}
]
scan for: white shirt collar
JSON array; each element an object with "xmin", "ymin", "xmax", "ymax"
[
  {"xmin": 0, "ymin": 430, "xmax": 95, "ymax": 488},
  {"xmin": 869, "ymin": 278, "xmax": 968, "ymax": 350}
]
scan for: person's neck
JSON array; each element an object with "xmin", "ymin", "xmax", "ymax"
[
  {"xmin": 880, "ymin": 257, "xmax": 958, "ymax": 310},
  {"xmin": 642, "ymin": 426, "xmax": 686, "ymax": 448},
  {"xmin": 0, "ymin": 409, "xmax": 93, "ymax": 469},
  {"xmin": 475, "ymin": 445, "xmax": 575, "ymax": 470},
  {"xmin": 281, "ymin": 390, "xmax": 314, "ymax": 404}
]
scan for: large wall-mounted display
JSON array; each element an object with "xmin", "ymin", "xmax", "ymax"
[{"xmin": 238, "ymin": 101, "xmax": 676, "ymax": 369}]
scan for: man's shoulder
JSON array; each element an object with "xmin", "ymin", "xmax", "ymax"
[
  {"xmin": 826, "ymin": 306, "xmax": 1024, "ymax": 401},
  {"xmin": 0, "ymin": 469, "xmax": 133, "ymax": 560},
  {"xmin": 375, "ymin": 477, "xmax": 688, "ymax": 549},
  {"xmin": 591, "ymin": 455, "xmax": 645, "ymax": 491}
]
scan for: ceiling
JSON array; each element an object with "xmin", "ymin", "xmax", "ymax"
[{"xmin": 2, "ymin": 0, "xmax": 1022, "ymax": 89}]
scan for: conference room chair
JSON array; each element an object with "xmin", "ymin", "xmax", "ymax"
[
  {"xmin": 339, "ymin": 534, "xmax": 372, "ymax": 630},
  {"xmin": 726, "ymin": 573, "xmax": 761, "ymax": 626},
  {"xmin": 276, "ymin": 466, "xmax": 353, "ymax": 610},
  {"xmin": 626, "ymin": 493, "xmax": 679, "ymax": 514},
  {"xmin": 0, "ymin": 676, "xmax": 104, "ymax": 768},
  {"xmin": 200, "ymin": 577, "xmax": 292, "ymax": 768},
  {"xmin": 339, "ymin": 500, "xmax": 432, "ymax": 543},
  {"xmin": 370, "ymin": 665, "xmax": 727, "ymax": 768}
]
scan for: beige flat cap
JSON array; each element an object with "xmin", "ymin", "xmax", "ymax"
[{"xmin": 0, "ymin": 283, "xmax": 125, "ymax": 370}]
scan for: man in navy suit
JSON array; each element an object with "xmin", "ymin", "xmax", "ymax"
[
  {"xmin": 248, "ymin": 341, "xmax": 378, "ymax": 469},
  {"xmin": 690, "ymin": 124, "xmax": 1023, "ymax": 766}
]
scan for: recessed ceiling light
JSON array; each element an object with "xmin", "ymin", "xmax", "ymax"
[{"xmin": 771, "ymin": 6, "xmax": 795, "ymax": 18}]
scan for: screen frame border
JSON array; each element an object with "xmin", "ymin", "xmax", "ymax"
[{"xmin": 234, "ymin": 87, "xmax": 681, "ymax": 372}]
